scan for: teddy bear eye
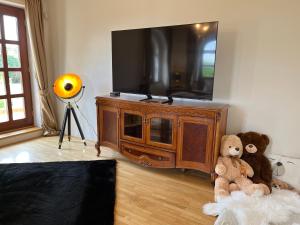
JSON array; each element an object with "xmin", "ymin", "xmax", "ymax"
[{"xmin": 229, "ymin": 146, "xmax": 232, "ymax": 148}]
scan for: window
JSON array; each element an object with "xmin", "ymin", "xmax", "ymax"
[
  {"xmin": 202, "ymin": 40, "xmax": 217, "ymax": 78},
  {"xmin": 0, "ymin": 4, "xmax": 33, "ymax": 132}
]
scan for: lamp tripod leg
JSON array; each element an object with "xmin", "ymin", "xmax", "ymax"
[
  {"xmin": 68, "ymin": 103, "xmax": 71, "ymax": 141},
  {"xmin": 58, "ymin": 106, "xmax": 69, "ymax": 149},
  {"xmin": 70, "ymin": 107, "xmax": 87, "ymax": 146}
]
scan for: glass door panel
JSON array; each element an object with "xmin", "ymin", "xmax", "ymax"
[
  {"xmin": 0, "ymin": 99, "xmax": 9, "ymax": 122},
  {"xmin": 124, "ymin": 113, "xmax": 143, "ymax": 139},
  {"xmin": 11, "ymin": 97, "xmax": 25, "ymax": 120},
  {"xmin": 146, "ymin": 114, "xmax": 176, "ymax": 150},
  {"xmin": 3, "ymin": 15, "xmax": 19, "ymax": 41},
  {"xmin": 0, "ymin": 72, "xmax": 6, "ymax": 95},
  {"xmin": 150, "ymin": 118, "xmax": 173, "ymax": 144},
  {"xmin": 9, "ymin": 71, "xmax": 23, "ymax": 94},
  {"xmin": 0, "ymin": 45, "xmax": 3, "ymax": 68},
  {"xmin": 6, "ymin": 44, "xmax": 21, "ymax": 68}
]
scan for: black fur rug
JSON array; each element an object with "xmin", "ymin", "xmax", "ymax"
[{"xmin": 0, "ymin": 160, "xmax": 116, "ymax": 225}]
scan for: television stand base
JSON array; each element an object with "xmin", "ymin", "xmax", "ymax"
[
  {"xmin": 140, "ymin": 94, "xmax": 152, "ymax": 102},
  {"xmin": 161, "ymin": 96, "xmax": 173, "ymax": 105}
]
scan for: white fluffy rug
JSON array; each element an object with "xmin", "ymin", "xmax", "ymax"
[{"xmin": 203, "ymin": 188, "xmax": 300, "ymax": 225}]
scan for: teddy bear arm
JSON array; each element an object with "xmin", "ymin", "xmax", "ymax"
[
  {"xmin": 259, "ymin": 156, "xmax": 273, "ymax": 183},
  {"xmin": 215, "ymin": 157, "xmax": 227, "ymax": 176},
  {"xmin": 241, "ymin": 160, "xmax": 254, "ymax": 177}
]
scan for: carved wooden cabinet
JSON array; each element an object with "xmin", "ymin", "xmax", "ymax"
[{"xmin": 96, "ymin": 95, "xmax": 228, "ymax": 179}]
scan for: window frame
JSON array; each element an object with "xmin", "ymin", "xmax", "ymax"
[{"xmin": 0, "ymin": 4, "xmax": 33, "ymax": 132}]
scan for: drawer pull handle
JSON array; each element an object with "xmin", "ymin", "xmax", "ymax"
[
  {"xmin": 141, "ymin": 161, "xmax": 152, "ymax": 167},
  {"xmin": 139, "ymin": 155, "xmax": 152, "ymax": 167}
]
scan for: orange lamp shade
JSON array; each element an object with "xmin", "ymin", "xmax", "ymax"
[{"xmin": 53, "ymin": 73, "xmax": 83, "ymax": 99}]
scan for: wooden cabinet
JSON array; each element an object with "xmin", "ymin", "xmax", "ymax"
[
  {"xmin": 176, "ymin": 116, "xmax": 214, "ymax": 173},
  {"xmin": 96, "ymin": 95, "xmax": 228, "ymax": 179}
]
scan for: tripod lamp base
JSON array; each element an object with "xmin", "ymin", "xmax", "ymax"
[{"xmin": 58, "ymin": 102, "xmax": 87, "ymax": 149}]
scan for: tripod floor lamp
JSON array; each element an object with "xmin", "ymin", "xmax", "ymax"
[{"xmin": 53, "ymin": 73, "xmax": 87, "ymax": 149}]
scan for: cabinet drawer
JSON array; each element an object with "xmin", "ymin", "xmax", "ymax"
[{"xmin": 120, "ymin": 142, "xmax": 175, "ymax": 168}]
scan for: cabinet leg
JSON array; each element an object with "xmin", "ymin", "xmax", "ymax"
[
  {"xmin": 211, "ymin": 172, "xmax": 217, "ymax": 185},
  {"xmin": 95, "ymin": 142, "xmax": 101, "ymax": 157}
]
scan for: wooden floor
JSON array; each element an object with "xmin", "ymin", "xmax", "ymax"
[{"xmin": 0, "ymin": 137, "xmax": 216, "ymax": 225}]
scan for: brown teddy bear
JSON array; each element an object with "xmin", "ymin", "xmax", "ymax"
[
  {"xmin": 214, "ymin": 135, "xmax": 267, "ymax": 201},
  {"xmin": 237, "ymin": 132, "xmax": 272, "ymax": 194}
]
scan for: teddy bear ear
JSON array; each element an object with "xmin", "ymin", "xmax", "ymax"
[
  {"xmin": 237, "ymin": 133, "xmax": 243, "ymax": 138},
  {"xmin": 261, "ymin": 134, "xmax": 270, "ymax": 145},
  {"xmin": 221, "ymin": 135, "xmax": 228, "ymax": 142}
]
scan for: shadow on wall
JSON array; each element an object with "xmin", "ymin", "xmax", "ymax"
[
  {"xmin": 226, "ymin": 105, "xmax": 275, "ymax": 155},
  {"xmin": 213, "ymin": 31, "xmax": 247, "ymax": 133},
  {"xmin": 226, "ymin": 104, "xmax": 246, "ymax": 134},
  {"xmin": 214, "ymin": 30, "xmax": 237, "ymax": 100}
]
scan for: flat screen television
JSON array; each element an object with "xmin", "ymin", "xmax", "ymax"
[{"xmin": 112, "ymin": 21, "xmax": 218, "ymax": 100}]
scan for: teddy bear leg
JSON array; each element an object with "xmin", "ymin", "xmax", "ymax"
[
  {"xmin": 229, "ymin": 183, "xmax": 240, "ymax": 192},
  {"xmin": 253, "ymin": 177, "xmax": 272, "ymax": 194},
  {"xmin": 214, "ymin": 177, "xmax": 230, "ymax": 201},
  {"xmin": 235, "ymin": 177, "xmax": 264, "ymax": 196},
  {"xmin": 272, "ymin": 178, "xmax": 289, "ymax": 190},
  {"xmin": 256, "ymin": 183, "xmax": 270, "ymax": 195}
]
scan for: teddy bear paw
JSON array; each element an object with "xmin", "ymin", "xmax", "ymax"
[
  {"xmin": 215, "ymin": 190, "xmax": 230, "ymax": 202},
  {"xmin": 215, "ymin": 164, "xmax": 226, "ymax": 176},
  {"xmin": 229, "ymin": 183, "xmax": 240, "ymax": 192}
]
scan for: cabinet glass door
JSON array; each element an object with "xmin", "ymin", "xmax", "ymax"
[
  {"xmin": 150, "ymin": 118, "xmax": 172, "ymax": 144},
  {"xmin": 146, "ymin": 115, "xmax": 176, "ymax": 150},
  {"xmin": 121, "ymin": 110, "xmax": 145, "ymax": 143}
]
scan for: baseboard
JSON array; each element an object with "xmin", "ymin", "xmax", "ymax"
[{"xmin": 0, "ymin": 127, "xmax": 43, "ymax": 148}]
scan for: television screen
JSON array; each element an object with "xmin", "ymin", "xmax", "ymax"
[{"xmin": 112, "ymin": 22, "xmax": 218, "ymax": 100}]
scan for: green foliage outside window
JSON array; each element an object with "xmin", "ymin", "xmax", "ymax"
[
  {"xmin": 8, "ymin": 55, "xmax": 20, "ymax": 68},
  {"xmin": 202, "ymin": 66, "xmax": 215, "ymax": 78},
  {"xmin": 0, "ymin": 55, "xmax": 20, "ymax": 68},
  {"xmin": 0, "ymin": 101, "xmax": 4, "ymax": 109},
  {"xmin": 9, "ymin": 72, "xmax": 21, "ymax": 83}
]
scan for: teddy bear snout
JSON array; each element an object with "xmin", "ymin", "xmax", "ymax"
[
  {"xmin": 245, "ymin": 144, "xmax": 258, "ymax": 153},
  {"xmin": 229, "ymin": 146, "xmax": 241, "ymax": 156}
]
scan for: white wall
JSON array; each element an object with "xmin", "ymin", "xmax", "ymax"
[{"xmin": 44, "ymin": 0, "xmax": 300, "ymax": 158}]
